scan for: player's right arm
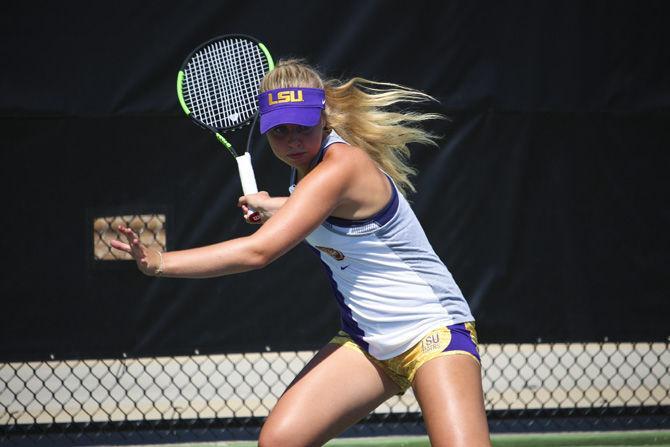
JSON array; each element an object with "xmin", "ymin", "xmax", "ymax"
[{"xmin": 112, "ymin": 148, "xmax": 354, "ymax": 278}]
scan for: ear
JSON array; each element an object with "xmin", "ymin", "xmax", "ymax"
[{"xmin": 321, "ymin": 114, "xmax": 331, "ymax": 132}]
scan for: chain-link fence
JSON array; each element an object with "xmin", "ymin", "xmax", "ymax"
[
  {"xmin": 1, "ymin": 341, "xmax": 669, "ymax": 444},
  {"xmin": 93, "ymin": 214, "xmax": 166, "ymax": 261}
]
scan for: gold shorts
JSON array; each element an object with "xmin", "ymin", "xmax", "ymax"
[{"xmin": 329, "ymin": 322, "xmax": 480, "ymax": 393}]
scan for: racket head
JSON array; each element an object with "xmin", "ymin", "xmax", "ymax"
[{"xmin": 177, "ymin": 34, "xmax": 274, "ymax": 134}]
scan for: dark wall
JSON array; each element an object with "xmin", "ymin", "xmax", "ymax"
[{"xmin": 1, "ymin": 1, "xmax": 668, "ymax": 361}]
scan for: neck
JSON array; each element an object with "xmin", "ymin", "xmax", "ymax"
[{"xmin": 295, "ymin": 164, "xmax": 312, "ymax": 181}]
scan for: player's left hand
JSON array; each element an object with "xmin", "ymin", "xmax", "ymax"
[{"xmin": 110, "ymin": 225, "xmax": 162, "ymax": 276}]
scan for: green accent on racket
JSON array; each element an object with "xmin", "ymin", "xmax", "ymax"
[
  {"xmin": 259, "ymin": 43, "xmax": 275, "ymax": 71},
  {"xmin": 176, "ymin": 71, "xmax": 190, "ymax": 115},
  {"xmin": 215, "ymin": 133, "xmax": 232, "ymax": 151}
]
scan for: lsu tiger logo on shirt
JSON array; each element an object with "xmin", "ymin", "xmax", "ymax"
[{"xmin": 315, "ymin": 245, "xmax": 345, "ymax": 261}]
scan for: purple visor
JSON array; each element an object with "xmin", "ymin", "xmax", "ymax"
[{"xmin": 258, "ymin": 87, "xmax": 325, "ymax": 134}]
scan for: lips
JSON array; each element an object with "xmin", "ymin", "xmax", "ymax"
[{"xmin": 286, "ymin": 152, "xmax": 306, "ymax": 159}]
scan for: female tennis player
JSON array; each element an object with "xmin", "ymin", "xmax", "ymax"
[{"xmin": 112, "ymin": 59, "xmax": 491, "ymax": 446}]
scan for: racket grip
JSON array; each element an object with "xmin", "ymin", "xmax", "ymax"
[{"xmin": 235, "ymin": 152, "xmax": 261, "ymax": 223}]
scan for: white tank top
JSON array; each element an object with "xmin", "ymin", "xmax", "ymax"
[{"xmin": 290, "ymin": 131, "xmax": 474, "ymax": 360}]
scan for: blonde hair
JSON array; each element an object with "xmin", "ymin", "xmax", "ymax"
[{"xmin": 260, "ymin": 59, "xmax": 443, "ymax": 196}]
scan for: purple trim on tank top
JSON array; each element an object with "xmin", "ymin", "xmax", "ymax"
[
  {"xmin": 325, "ymin": 177, "xmax": 398, "ymax": 228},
  {"xmin": 305, "ymin": 244, "xmax": 369, "ymax": 350},
  {"xmin": 290, "ymin": 144, "xmax": 400, "ymax": 230}
]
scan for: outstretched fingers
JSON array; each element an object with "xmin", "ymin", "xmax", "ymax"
[
  {"xmin": 111, "ymin": 226, "xmax": 145, "ymax": 257},
  {"xmin": 109, "ymin": 238, "xmax": 131, "ymax": 253},
  {"xmin": 108, "ymin": 225, "xmax": 160, "ymax": 276}
]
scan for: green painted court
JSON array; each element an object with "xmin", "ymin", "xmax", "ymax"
[{"xmin": 151, "ymin": 431, "xmax": 670, "ymax": 447}]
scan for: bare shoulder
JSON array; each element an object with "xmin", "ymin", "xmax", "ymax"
[
  {"xmin": 309, "ymin": 142, "xmax": 378, "ymax": 194},
  {"xmin": 318, "ymin": 142, "xmax": 391, "ymax": 219},
  {"xmin": 321, "ymin": 143, "xmax": 376, "ymax": 171}
]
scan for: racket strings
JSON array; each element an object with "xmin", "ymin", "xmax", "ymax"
[
  {"xmin": 212, "ymin": 41, "xmax": 256, "ymax": 123},
  {"xmin": 187, "ymin": 46, "xmax": 252, "ymax": 125},
  {"xmin": 183, "ymin": 38, "xmax": 270, "ymax": 130},
  {"xmin": 187, "ymin": 48, "xmax": 257, "ymax": 124}
]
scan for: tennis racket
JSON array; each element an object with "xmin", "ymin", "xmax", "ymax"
[{"xmin": 177, "ymin": 34, "xmax": 274, "ymax": 222}]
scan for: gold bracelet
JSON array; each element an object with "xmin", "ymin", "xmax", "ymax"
[{"xmin": 154, "ymin": 249, "xmax": 164, "ymax": 277}]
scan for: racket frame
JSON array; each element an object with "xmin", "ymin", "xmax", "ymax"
[{"xmin": 176, "ymin": 34, "xmax": 274, "ymax": 157}]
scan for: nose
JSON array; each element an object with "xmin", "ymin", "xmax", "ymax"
[{"xmin": 287, "ymin": 128, "xmax": 302, "ymax": 146}]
